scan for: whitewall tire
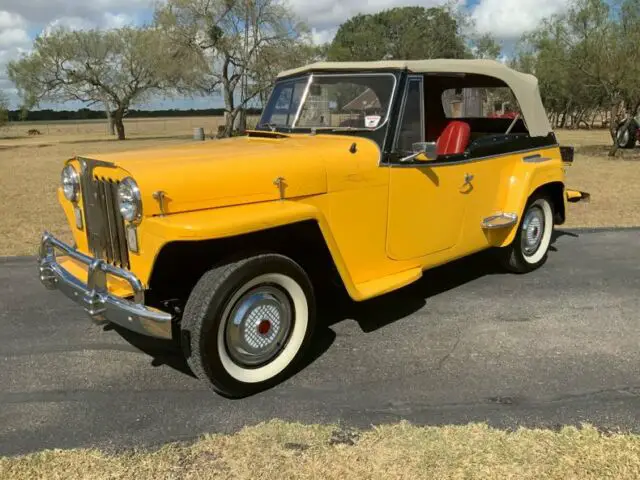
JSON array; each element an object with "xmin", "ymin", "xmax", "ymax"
[
  {"xmin": 182, "ymin": 254, "xmax": 316, "ymax": 398},
  {"xmin": 499, "ymin": 195, "xmax": 554, "ymax": 273}
]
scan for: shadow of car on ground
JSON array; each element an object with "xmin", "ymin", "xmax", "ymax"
[{"xmin": 109, "ymin": 229, "xmax": 579, "ymax": 394}]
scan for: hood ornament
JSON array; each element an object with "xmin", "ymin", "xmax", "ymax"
[
  {"xmin": 273, "ymin": 177, "xmax": 287, "ymax": 200},
  {"xmin": 152, "ymin": 190, "xmax": 167, "ymax": 216}
]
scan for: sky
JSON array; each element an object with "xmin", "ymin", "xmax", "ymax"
[{"xmin": 0, "ymin": 0, "xmax": 572, "ymax": 110}]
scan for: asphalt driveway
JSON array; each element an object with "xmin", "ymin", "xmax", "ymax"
[{"xmin": 1, "ymin": 229, "xmax": 639, "ymax": 456}]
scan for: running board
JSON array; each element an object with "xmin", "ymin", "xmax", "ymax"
[{"xmin": 481, "ymin": 213, "xmax": 518, "ymax": 230}]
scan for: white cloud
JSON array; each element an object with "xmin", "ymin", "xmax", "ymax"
[
  {"xmin": 4, "ymin": 0, "xmax": 152, "ymax": 26},
  {"xmin": 0, "ymin": 28, "xmax": 30, "ymax": 48},
  {"xmin": 471, "ymin": 0, "xmax": 570, "ymax": 39},
  {"xmin": 42, "ymin": 16, "xmax": 95, "ymax": 35},
  {"xmin": 311, "ymin": 27, "xmax": 337, "ymax": 45},
  {"xmin": 0, "ymin": 11, "xmax": 28, "ymax": 30},
  {"xmin": 0, "ymin": 11, "xmax": 32, "ymax": 107},
  {"xmin": 103, "ymin": 12, "xmax": 134, "ymax": 29}
]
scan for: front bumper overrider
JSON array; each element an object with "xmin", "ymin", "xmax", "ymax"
[{"xmin": 38, "ymin": 232, "xmax": 173, "ymax": 339}]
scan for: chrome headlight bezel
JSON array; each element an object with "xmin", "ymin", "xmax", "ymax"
[
  {"xmin": 117, "ymin": 177, "xmax": 142, "ymax": 223},
  {"xmin": 61, "ymin": 165, "xmax": 80, "ymax": 202}
]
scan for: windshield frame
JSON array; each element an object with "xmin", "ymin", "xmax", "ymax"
[{"xmin": 258, "ymin": 72, "xmax": 399, "ymax": 132}]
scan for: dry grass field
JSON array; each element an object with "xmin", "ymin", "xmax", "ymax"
[
  {"xmin": 0, "ymin": 119, "xmax": 637, "ymax": 256},
  {"xmin": 2, "ymin": 421, "xmax": 639, "ymax": 480}
]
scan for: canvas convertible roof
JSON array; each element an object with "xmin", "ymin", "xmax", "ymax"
[{"xmin": 277, "ymin": 59, "xmax": 552, "ymax": 138}]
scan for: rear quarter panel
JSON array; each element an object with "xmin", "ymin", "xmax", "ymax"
[{"xmin": 485, "ymin": 146, "xmax": 565, "ymax": 247}]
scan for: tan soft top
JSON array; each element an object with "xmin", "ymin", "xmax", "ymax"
[{"xmin": 277, "ymin": 59, "xmax": 552, "ymax": 137}]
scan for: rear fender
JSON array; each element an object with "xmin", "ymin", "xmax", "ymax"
[{"xmin": 486, "ymin": 160, "xmax": 565, "ymax": 248}]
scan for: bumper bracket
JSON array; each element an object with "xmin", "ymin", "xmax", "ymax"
[{"xmin": 38, "ymin": 232, "xmax": 173, "ymax": 339}]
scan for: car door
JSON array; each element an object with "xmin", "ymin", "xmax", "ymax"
[{"xmin": 386, "ymin": 76, "xmax": 469, "ymax": 261}]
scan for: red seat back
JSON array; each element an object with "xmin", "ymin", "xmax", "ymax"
[{"xmin": 436, "ymin": 121, "xmax": 471, "ymax": 156}]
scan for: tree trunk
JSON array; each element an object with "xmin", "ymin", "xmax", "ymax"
[
  {"xmin": 237, "ymin": 108, "xmax": 247, "ymax": 133},
  {"xmin": 608, "ymin": 102, "xmax": 626, "ymax": 157},
  {"xmin": 559, "ymin": 110, "xmax": 568, "ymax": 128},
  {"xmin": 106, "ymin": 109, "xmax": 115, "ymax": 136},
  {"xmin": 113, "ymin": 109, "xmax": 126, "ymax": 140},
  {"xmin": 221, "ymin": 81, "xmax": 235, "ymax": 138},
  {"xmin": 575, "ymin": 109, "xmax": 588, "ymax": 129}
]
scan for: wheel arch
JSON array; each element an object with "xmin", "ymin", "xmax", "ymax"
[
  {"xmin": 490, "ymin": 177, "xmax": 565, "ymax": 249},
  {"xmin": 147, "ymin": 220, "xmax": 352, "ymax": 307},
  {"xmin": 530, "ymin": 181, "xmax": 565, "ymax": 225}
]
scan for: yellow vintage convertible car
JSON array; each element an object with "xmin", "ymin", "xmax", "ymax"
[{"xmin": 39, "ymin": 59, "xmax": 588, "ymax": 397}]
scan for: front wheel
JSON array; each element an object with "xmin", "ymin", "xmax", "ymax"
[
  {"xmin": 498, "ymin": 195, "xmax": 554, "ymax": 273},
  {"xmin": 181, "ymin": 254, "xmax": 316, "ymax": 398}
]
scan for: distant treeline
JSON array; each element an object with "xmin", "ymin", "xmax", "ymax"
[{"xmin": 7, "ymin": 108, "xmax": 262, "ymax": 122}]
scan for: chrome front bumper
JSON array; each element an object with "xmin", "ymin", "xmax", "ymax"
[{"xmin": 38, "ymin": 232, "xmax": 173, "ymax": 339}]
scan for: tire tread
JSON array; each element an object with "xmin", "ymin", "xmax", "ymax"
[{"xmin": 181, "ymin": 254, "xmax": 314, "ymax": 398}]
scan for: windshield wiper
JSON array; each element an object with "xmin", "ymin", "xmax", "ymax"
[
  {"xmin": 328, "ymin": 127, "xmax": 371, "ymax": 132},
  {"xmin": 257, "ymin": 122, "xmax": 281, "ymax": 131}
]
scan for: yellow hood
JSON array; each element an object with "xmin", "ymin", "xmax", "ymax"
[{"xmin": 88, "ymin": 133, "xmax": 339, "ymax": 216}]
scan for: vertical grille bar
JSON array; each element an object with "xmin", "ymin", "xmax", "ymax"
[
  {"xmin": 112, "ymin": 181, "xmax": 130, "ymax": 269},
  {"xmin": 97, "ymin": 179, "xmax": 114, "ymax": 263},
  {"xmin": 102, "ymin": 178, "xmax": 120, "ymax": 266},
  {"xmin": 91, "ymin": 176, "xmax": 130, "ymax": 270}
]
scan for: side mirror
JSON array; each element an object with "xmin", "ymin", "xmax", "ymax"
[{"xmin": 400, "ymin": 142, "xmax": 438, "ymax": 163}]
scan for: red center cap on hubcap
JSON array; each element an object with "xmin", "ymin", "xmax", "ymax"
[{"xmin": 258, "ymin": 320, "xmax": 271, "ymax": 335}]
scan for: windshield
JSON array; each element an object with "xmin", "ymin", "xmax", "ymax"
[{"xmin": 259, "ymin": 73, "xmax": 396, "ymax": 130}]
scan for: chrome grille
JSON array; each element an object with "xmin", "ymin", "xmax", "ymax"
[
  {"xmin": 77, "ymin": 158, "xmax": 130, "ymax": 270},
  {"xmin": 94, "ymin": 177, "xmax": 130, "ymax": 269}
]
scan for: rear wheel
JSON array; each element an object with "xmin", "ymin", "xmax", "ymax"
[
  {"xmin": 498, "ymin": 195, "xmax": 554, "ymax": 273},
  {"xmin": 616, "ymin": 122, "xmax": 637, "ymax": 149},
  {"xmin": 181, "ymin": 254, "xmax": 316, "ymax": 398}
]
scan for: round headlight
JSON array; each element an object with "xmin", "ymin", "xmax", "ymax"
[
  {"xmin": 61, "ymin": 165, "xmax": 80, "ymax": 202},
  {"xmin": 117, "ymin": 177, "xmax": 142, "ymax": 222}
]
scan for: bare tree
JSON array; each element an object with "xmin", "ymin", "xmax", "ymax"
[
  {"xmin": 156, "ymin": 0, "xmax": 318, "ymax": 136},
  {"xmin": 7, "ymin": 27, "xmax": 186, "ymax": 140}
]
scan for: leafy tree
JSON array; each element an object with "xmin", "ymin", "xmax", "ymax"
[
  {"xmin": 156, "ymin": 0, "xmax": 318, "ymax": 136},
  {"xmin": 328, "ymin": 6, "xmax": 468, "ymax": 61},
  {"xmin": 514, "ymin": 0, "xmax": 640, "ymax": 153},
  {"xmin": 7, "ymin": 27, "xmax": 186, "ymax": 140},
  {"xmin": 473, "ymin": 34, "xmax": 502, "ymax": 59}
]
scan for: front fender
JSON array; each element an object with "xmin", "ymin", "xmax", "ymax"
[{"xmin": 138, "ymin": 200, "xmax": 359, "ymax": 298}]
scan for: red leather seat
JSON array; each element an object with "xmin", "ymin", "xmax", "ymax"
[{"xmin": 436, "ymin": 121, "xmax": 471, "ymax": 156}]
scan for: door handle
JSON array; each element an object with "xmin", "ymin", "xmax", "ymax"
[{"xmin": 463, "ymin": 173, "xmax": 474, "ymax": 186}]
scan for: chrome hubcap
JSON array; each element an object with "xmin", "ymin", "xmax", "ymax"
[
  {"xmin": 521, "ymin": 206, "xmax": 545, "ymax": 256},
  {"xmin": 224, "ymin": 285, "xmax": 292, "ymax": 367}
]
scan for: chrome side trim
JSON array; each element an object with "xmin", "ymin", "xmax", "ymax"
[
  {"xmin": 38, "ymin": 232, "xmax": 172, "ymax": 339},
  {"xmin": 386, "ymin": 145, "xmax": 560, "ymax": 168},
  {"xmin": 523, "ymin": 154, "xmax": 552, "ymax": 163},
  {"xmin": 481, "ymin": 212, "xmax": 519, "ymax": 230}
]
